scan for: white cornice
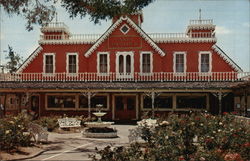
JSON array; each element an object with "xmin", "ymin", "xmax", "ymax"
[
  {"xmin": 84, "ymin": 16, "xmax": 166, "ymax": 57},
  {"xmin": 39, "ymin": 40, "xmax": 95, "ymax": 45},
  {"xmin": 212, "ymin": 45, "xmax": 242, "ymax": 72},
  {"xmin": 16, "ymin": 46, "xmax": 43, "ymax": 73}
]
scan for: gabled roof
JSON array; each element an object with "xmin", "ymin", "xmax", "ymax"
[
  {"xmin": 212, "ymin": 45, "xmax": 242, "ymax": 72},
  {"xmin": 84, "ymin": 16, "xmax": 166, "ymax": 57},
  {"xmin": 16, "ymin": 46, "xmax": 43, "ymax": 73}
]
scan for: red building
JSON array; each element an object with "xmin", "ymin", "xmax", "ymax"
[{"xmin": 0, "ymin": 12, "xmax": 248, "ymax": 120}]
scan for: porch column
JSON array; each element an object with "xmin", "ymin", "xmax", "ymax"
[
  {"xmin": 151, "ymin": 91, "xmax": 155, "ymax": 119},
  {"xmin": 212, "ymin": 91, "xmax": 229, "ymax": 115},
  {"xmin": 81, "ymin": 91, "xmax": 96, "ymax": 118}
]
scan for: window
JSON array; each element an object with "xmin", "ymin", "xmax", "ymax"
[
  {"xmin": 174, "ymin": 52, "xmax": 186, "ymax": 73},
  {"xmin": 120, "ymin": 24, "xmax": 130, "ymax": 34},
  {"xmin": 143, "ymin": 95, "xmax": 173, "ymax": 109},
  {"xmin": 97, "ymin": 52, "xmax": 109, "ymax": 74},
  {"xmin": 140, "ymin": 52, "xmax": 152, "ymax": 74},
  {"xmin": 199, "ymin": 52, "xmax": 211, "ymax": 73},
  {"xmin": 47, "ymin": 95, "xmax": 76, "ymax": 109},
  {"xmin": 116, "ymin": 51, "xmax": 134, "ymax": 78},
  {"xmin": 67, "ymin": 53, "xmax": 78, "ymax": 74},
  {"xmin": 44, "ymin": 53, "xmax": 55, "ymax": 74},
  {"xmin": 79, "ymin": 95, "xmax": 108, "ymax": 109},
  {"xmin": 176, "ymin": 95, "xmax": 206, "ymax": 109}
]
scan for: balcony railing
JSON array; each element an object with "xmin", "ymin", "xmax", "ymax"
[
  {"xmin": 39, "ymin": 32, "xmax": 215, "ymax": 43},
  {"xmin": 0, "ymin": 72, "xmax": 249, "ymax": 82},
  {"xmin": 189, "ymin": 19, "xmax": 213, "ymax": 25}
]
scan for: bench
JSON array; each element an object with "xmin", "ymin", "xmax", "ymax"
[
  {"xmin": 58, "ymin": 118, "xmax": 81, "ymax": 128},
  {"xmin": 28, "ymin": 122, "xmax": 48, "ymax": 143}
]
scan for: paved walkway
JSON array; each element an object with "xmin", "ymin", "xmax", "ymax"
[{"xmin": 26, "ymin": 125, "xmax": 136, "ymax": 161}]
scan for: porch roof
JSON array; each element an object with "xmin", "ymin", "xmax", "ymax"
[{"xmin": 0, "ymin": 81, "xmax": 242, "ymax": 92}]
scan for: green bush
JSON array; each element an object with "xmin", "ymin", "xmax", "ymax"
[
  {"xmin": 33, "ymin": 115, "xmax": 60, "ymax": 132},
  {"xmin": 91, "ymin": 112, "xmax": 250, "ymax": 161},
  {"xmin": 0, "ymin": 113, "xmax": 32, "ymax": 151}
]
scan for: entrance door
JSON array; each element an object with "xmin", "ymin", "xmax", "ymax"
[
  {"xmin": 115, "ymin": 96, "xmax": 136, "ymax": 120},
  {"xmin": 116, "ymin": 52, "xmax": 134, "ymax": 79}
]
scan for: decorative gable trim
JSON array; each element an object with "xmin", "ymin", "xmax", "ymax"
[
  {"xmin": 16, "ymin": 46, "xmax": 43, "ymax": 73},
  {"xmin": 84, "ymin": 16, "xmax": 166, "ymax": 58},
  {"xmin": 212, "ymin": 45, "xmax": 242, "ymax": 72}
]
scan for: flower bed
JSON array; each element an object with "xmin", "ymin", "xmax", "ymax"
[{"xmin": 91, "ymin": 112, "xmax": 250, "ymax": 161}]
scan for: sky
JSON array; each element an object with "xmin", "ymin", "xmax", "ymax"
[{"xmin": 0, "ymin": 0, "xmax": 250, "ymax": 71}]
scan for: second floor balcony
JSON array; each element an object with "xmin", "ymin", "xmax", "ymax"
[{"xmin": 0, "ymin": 72, "xmax": 249, "ymax": 83}]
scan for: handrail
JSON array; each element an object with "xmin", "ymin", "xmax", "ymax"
[
  {"xmin": 0, "ymin": 72, "xmax": 249, "ymax": 82},
  {"xmin": 189, "ymin": 19, "xmax": 213, "ymax": 25},
  {"xmin": 40, "ymin": 32, "xmax": 215, "ymax": 42}
]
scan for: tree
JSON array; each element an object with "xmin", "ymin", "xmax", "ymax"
[
  {"xmin": 0, "ymin": 0, "xmax": 155, "ymax": 31},
  {"xmin": 5, "ymin": 45, "xmax": 23, "ymax": 73}
]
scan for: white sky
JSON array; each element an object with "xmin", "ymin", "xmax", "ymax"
[{"xmin": 1, "ymin": 0, "xmax": 250, "ymax": 71}]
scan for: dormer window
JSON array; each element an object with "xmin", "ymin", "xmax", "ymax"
[
  {"xmin": 43, "ymin": 53, "xmax": 55, "ymax": 74},
  {"xmin": 120, "ymin": 24, "xmax": 130, "ymax": 34}
]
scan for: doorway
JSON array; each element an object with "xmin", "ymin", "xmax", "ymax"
[{"xmin": 114, "ymin": 95, "xmax": 137, "ymax": 120}]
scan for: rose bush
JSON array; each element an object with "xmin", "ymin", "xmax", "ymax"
[
  {"xmin": 0, "ymin": 113, "xmax": 32, "ymax": 151},
  {"xmin": 91, "ymin": 112, "xmax": 250, "ymax": 161}
]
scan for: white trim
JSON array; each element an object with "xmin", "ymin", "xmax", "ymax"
[
  {"xmin": 198, "ymin": 51, "xmax": 212, "ymax": 75},
  {"xmin": 16, "ymin": 46, "xmax": 43, "ymax": 73},
  {"xmin": 120, "ymin": 24, "xmax": 130, "ymax": 34},
  {"xmin": 66, "ymin": 53, "xmax": 79, "ymax": 75},
  {"xmin": 84, "ymin": 16, "xmax": 165, "ymax": 58},
  {"xmin": 140, "ymin": 51, "xmax": 153, "ymax": 76},
  {"xmin": 212, "ymin": 45, "xmax": 242, "ymax": 72},
  {"xmin": 97, "ymin": 52, "xmax": 110, "ymax": 76},
  {"xmin": 116, "ymin": 51, "xmax": 134, "ymax": 79},
  {"xmin": 43, "ymin": 53, "xmax": 56, "ymax": 75},
  {"xmin": 173, "ymin": 52, "xmax": 187, "ymax": 75}
]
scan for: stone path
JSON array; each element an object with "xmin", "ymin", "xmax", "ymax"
[{"xmin": 25, "ymin": 125, "xmax": 136, "ymax": 161}]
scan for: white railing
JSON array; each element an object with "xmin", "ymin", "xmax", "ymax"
[
  {"xmin": 189, "ymin": 19, "xmax": 213, "ymax": 25},
  {"xmin": 148, "ymin": 32, "xmax": 215, "ymax": 39},
  {"xmin": 40, "ymin": 32, "xmax": 215, "ymax": 42},
  {"xmin": 42, "ymin": 22, "xmax": 69, "ymax": 30},
  {"xmin": 0, "ymin": 72, "xmax": 249, "ymax": 82},
  {"xmin": 40, "ymin": 34, "xmax": 102, "ymax": 41}
]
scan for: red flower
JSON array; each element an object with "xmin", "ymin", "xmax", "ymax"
[
  {"xmin": 224, "ymin": 153, "xmax": 243, "ymax": 161},
  {"xmin": 242, "ymin": 142, "xmax": 250, "ymax": 147},
  {"xmin": 232, "ymin": 111, "xmax": 238, "ymax": 115},
  {"xmin": 179, "ymin": 156, "xmax": 185, "ymax": 160},
  {"xmin": 223, "ymin": 112, "xmax": 228, "ymax": 115}
]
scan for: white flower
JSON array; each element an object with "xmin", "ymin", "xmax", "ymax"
[
  {"xmin": 191, "ymin": 122, "xmax": 195, "ymax": 125},
  {"xmin": 160, "ymin": 121, "xmax": 170, "ymax": 126},
  {"xmin": 5, "ymin": 130, "xmax": 10, "ymax": 134},
  {"xmin": 219, "ymin": 122, "xmax": 223, "ymax": 125},
  {"xmin": 218, "ymin": 129, "xmax": 221, "ymax": 132},
  {"xmin": 200, "ymin": 123, "xmax": 203, "ymax": 126}
]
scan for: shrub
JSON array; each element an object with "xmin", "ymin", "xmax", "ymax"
[
  {"xmin": 91, "ymin": 112, "xmax": 250, "ymax": 161},
  {"xmin": 0, "ymin": 113, "xmax": 32, "ymax": 151},
  {"xmin": 33, "ymin": 115, "xmax": 60, "ymax": 132}
]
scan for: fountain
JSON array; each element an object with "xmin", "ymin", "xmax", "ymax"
[{"xmin": 83, "ymin": 104, "xmax": 117, "ymax": 138}]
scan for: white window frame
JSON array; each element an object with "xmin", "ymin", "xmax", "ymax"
[
  {"xmin": 199, "ymin": 51, "xmax": 212, "ymax": 75},
  {"xmin": 43, "ymin": 53, "xmax": 55, "ymax": 75},
  {"xmin": 66, "ymin": 53, "xmax": 78, "ymax": 75},
  {"xmin": 120, "ymin": 24, "xmax": 130, "ymax": 35},
  {"xmin": 140, "ymin": 51, "xmax": 153, "ymax": 76},
  {"xmin": 97, "ymin": 52, "xmax": 110, "ymax": 76},
  {"xmin": 116, "ymin": 51, "xmax": 134, "ymax": 79},
  {"xmin": 173, "ymin": 52, "xmax": 187, "ymax": 75}
]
